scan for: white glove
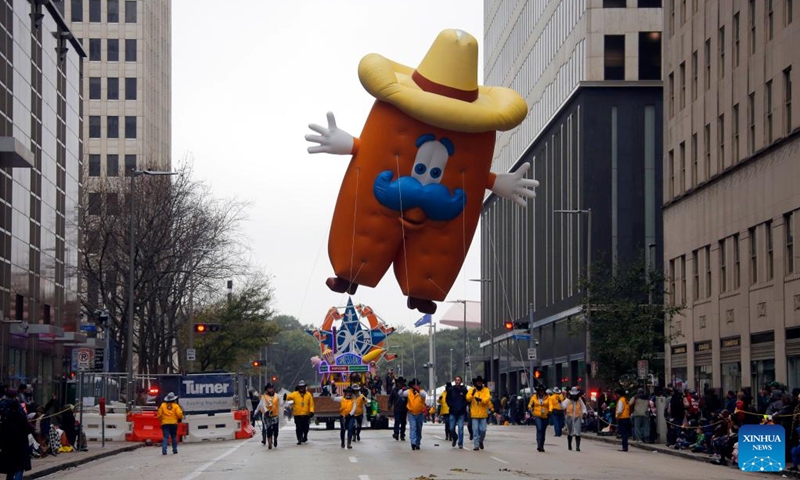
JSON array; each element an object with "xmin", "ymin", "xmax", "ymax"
[
  {"xmin": 491, "ymin": 162, "xmax": 539, "ymax": 207},
  {"xmin": 305, "ymin": 111, "xmax": 355, "ymax": 155}
]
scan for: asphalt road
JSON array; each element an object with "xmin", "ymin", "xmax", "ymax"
[{"xmin": 42, "ymin": 424, "xmax": 775, "ymax": 480}]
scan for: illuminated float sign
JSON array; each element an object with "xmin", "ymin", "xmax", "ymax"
[{"xmin": 318, "ymin": 352, "xmax": 368, "ymax": 374}]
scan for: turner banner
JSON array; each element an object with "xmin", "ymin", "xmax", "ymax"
[{"xmin": 179, "ymin": 374, "xmax": 235, "ymax": 413}]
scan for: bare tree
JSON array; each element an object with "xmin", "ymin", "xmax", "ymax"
[{"xmin": 79, "ymin": 162, "xmax": 251, "ymax": 374}]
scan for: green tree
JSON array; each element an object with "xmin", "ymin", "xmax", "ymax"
[
  {"xmin": 267, "ymin": 315, "xmax": 320, "ymax": 388},
  {"xmin": 573, "ymin": 257, "xmax": 684, "ymax": 387}
]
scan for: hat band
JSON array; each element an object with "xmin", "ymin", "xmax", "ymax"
[{"xmin": 412, "ymin": 70, "xmax": 478, "ymax": 102}]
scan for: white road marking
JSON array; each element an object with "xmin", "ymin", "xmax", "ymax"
[
  {"xmin": 358, "ymin": 476, "xmax": 370, "ymax": 480},
  {"xmin": 490, "ymin": 456, "xmax": 509, "ymax": 464},
  {"xmin": 179, "ymin": 439, "xmax": 250, "ymax": 480},
  {"xmin": 349, "ymin": 456, "xmax": 358, "ymax": 463}
]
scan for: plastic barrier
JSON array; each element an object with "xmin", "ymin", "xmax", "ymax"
[
  {"xmin": 82, "ymin": 413, "xmax": 131, "ymax": 442},
  {"xmin": 126, "ymin": 411, "xmax": 187, "ymax": 443},
  {"xmin": 233, "ymin": 409, "xmax": 254, "ymax": 439},
  {"xmin": 184, "ymin": 412, "xmax": 238, "ymax": 443}
]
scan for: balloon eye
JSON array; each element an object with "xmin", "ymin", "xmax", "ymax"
[
  {"xmin": 429, "ymin": 168, "xmax": 442, "ymax": 179},
  {"xmin": 414, "ymin": 164, "xmax": 427, "ymax": 175}
]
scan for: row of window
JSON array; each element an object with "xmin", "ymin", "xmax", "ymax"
[
  {"xmin": 669, "ymin": 0, "xmax": 793, "ymax": 46},
  {"xmin": 87, "ymin": 192, "xmax": 122, "ymax": 215},
  {"xmin": 88, "ymin": 115, "xmax": 136, "ymax": 139},
  {"xmin": 668, "ymin": 210, "xmax": 797, "ymax": 305},
  {"xmin": 87, "ymin": 38, "xmax": 136, "ymax": 62},
  {"xmin": 604, "ymin": 0, "xmax": 662, "ymax": 7},
  {"xmin": 71, "ymin": 0, "xmax": 137, "ymax": 24},
  {"xmin": 668, "ymin": 66, "xmax": 793, "ymax": 197},
  {"xmin": 88, "ymin": 153, "xmax": 136, "ymax": 177},
  {"xmin": 602, "ymin": 33, "xmax": 662, "ymax": 81},
  {"xmin": 88, "ymin": 77, "xmax": 136, "ymax": 100}
]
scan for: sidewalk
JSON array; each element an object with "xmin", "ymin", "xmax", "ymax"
[{"xmin": 23, "ymin": 441, "xmax": 146, "ymax": 480}]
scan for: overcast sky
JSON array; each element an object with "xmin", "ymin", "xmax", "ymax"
[{"xmin": 172, "ymin": 1, "xmax": 487, "ymax": 332}]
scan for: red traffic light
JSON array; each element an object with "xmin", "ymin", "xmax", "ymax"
[
  {"xmin": 534, "ymin": 369, "xmax": 541, "ymax": 379},
  {"xmin": 251, "ymin": 361, "xmax": 261, "ymax": 367},
  {"xmin": 194, "ymin": 323, "xmax": 206, "ymax": 333},
  {"xmin": 148, "ymin": 386, "xmax": 159, "ymax": 395},
  {"xmin": 504, "ymin": 321, "xmax": 514, "ymax": 330}
]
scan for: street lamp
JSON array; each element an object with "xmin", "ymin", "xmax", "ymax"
[
  {"xmin": 469, "ymin": 278, "xmax": 492, "ymax": 386},
  {"xmin": 447, "ymin": 299, "xmax": 469, "ymax": 379},
  {"xmin": 553, "ymin": 208, "xmax": 592, "ymax": 393},
  {"xmin": 127, "ymin": 169, "xmax": 178, "ymax": 405}
]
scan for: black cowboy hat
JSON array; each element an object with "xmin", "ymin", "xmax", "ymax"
[
  {"xmin": 395, "ymin": 377, "xmax": 407, "ymax": 384},
  {"xmin": 408, "ymin": 378, "xmax": 421, "ymax": 387},
  {"xmin": 473, "ymin": 376, "xmax": 485, "ymax": 384}
]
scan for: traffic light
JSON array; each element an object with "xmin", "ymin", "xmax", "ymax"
[
  {"xmin": 271, "ymin": 375, "xmax": 278, "ymax": 383},
  {"xmin": 534, "ymin": 369, "xmax": 542, "ymax": 379},
  {"xmin": 148, "ymin": 386, "xmax": 159, "ymax": 396},
  {"xmin": 504, "ymin": 321, "xmax": 514, "ymax": 330},
  {"xmin": 513, "ymin": 321, "xmax": 530, "ymax": 330},
  {"xmin": 251, "ymin": 360, "xmax": 262, "ymax": 367},
  {"xmin": 194, "ymin": 323, "xmax": 220, "ymax": 333}
]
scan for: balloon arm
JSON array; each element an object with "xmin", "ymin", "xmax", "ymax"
[
  {"xmin": 489, "ymin": 162, "xmax": 539, "ymax": 208},
  {"xmin": 306, "ymin": 111, "xmax": 359, "ymax": 155}
]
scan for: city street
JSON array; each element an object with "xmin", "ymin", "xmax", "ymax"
[{"xmin": 41, "ymin": 425, "xmax": 773, "ymax": 480}]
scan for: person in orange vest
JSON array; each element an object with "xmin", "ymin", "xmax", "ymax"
[
  {"xmin": 352, "ymin": 384, "xmax": 368, "ymax": 442},
  {"xmin": 256, "ymin": 383, "xmax": 281, "ymax": 449},
  {"xmin": 550, "ymin": 387, "xmax": 565, "ymax": 437},
  {"xmin": 400, "ymin": 378, "xmax": 427, "ymax": 450},
  {"xmin": 333, "ymin": 385, "xmax": 357, "ymax": 449},
  {"xmin": 615, "ymin": 388, "xmax": 631, "ymax": 452},
  {"xmin": 157, "ymin": 392, "xmax": 184, "ymax": 455},
  {"xmin": 528, "ymin": 384, "xmax": 550, "ymax": 452},
  {"xmin": 466, "ymin": 376, "xmax": 492, "ymax": 451},
  {"xmin": 562, "ymin": 387, "xmax": 587, "ymax": 452}
]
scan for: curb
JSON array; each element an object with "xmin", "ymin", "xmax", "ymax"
[{"xmin": 24, "ymin": 444, "xmax": 147, "ymax": 480}]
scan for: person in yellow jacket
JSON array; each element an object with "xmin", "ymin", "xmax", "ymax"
[
  {"xmin": 400, "ymin": 378, "xmax": 427, "ymax": 450},
  {"xmin": 615, "ymin": 388, "xmax": 631, "ymax": 452},
  {"xmin": 562, "ymin": 387, "xmax": 587, "ymax": 452},
  {"xmin": 333, "ymin": 385, "xmax": 358, "ymax": 449},
  {"xmin": 352, "ymin": 384, "xmax": 368, "ymax": 442},
  {"xmin": 438, "ymin": 390, "xmax": 451, "ymax": 441},
  {"xmin": 466, "ymin": 376, "xmax": 491, "ymax": 451},
  {"xmin": 283, "ymin": 380, "xmax": 315, "ymax": 445},
  {"xmin": 157, "ymin": 392, "xmax": 184, "ymax": 455},
  {"xmin": 550, "ymin": 387, "xmax": 565, "ymax": 437},
  {"xmin": 528, "ymin": 384, "xmax": 550, "ymax": 452},
  {"xmin": 256, "ymin": 383, "xmax": 281, "ymax": 449}
]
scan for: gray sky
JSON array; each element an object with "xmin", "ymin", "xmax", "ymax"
[{"xmin": 172, "ymin": 1, "xmax": 486, "ymax": 332}]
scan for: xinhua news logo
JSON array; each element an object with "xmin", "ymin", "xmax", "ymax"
[{"xmin": 738, "ymin": 424, "xmax": 785, "ymax": 472}]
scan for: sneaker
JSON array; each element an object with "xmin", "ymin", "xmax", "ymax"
[
  {"xmin": 452, "ymin": 437, "xmax": 457, "ymax": 447},
  {"xmin": 458, "ymin": 445, "xmax": 463, "ymax": 449},
  {"xmin": 473, "ymin": 447, "xmax": 480, "ymax": 451},
  {"xmin": 480, "ymin": 442, "xmax": 484, "ymax": 450},
  {"xmin": 173, "ymin": 451, "xmax": 178, "ymax": 454},
  {"xmin": 392, "ymin": 434, "xmax": 398, "ymax": 440}
]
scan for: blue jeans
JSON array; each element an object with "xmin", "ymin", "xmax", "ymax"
[
  {"xmin": 340, "ymin": 415, "xmax": 355, "ymax": 445},
  {"xmin": 618, "ymin": 418, "xmax": 631, "ymax": 451},
  {"xmin": 472, "ymin": 417, "xmax": 487, "ymax": 448},
  {"xmin": 552, "ymin": 410, "xmax": 564, "ymax": 436},
  {"xmin": 408, "ymin": 413, "xmax": 424, "ymax": 446},
  {"xmin": 534, "ymin": 416, "xmax": 548, "ymax": 449},
  {"xmin": 450, "ymin": 413, "xmax": 466, "ymax": 446},
  {"xmin": 161, "ymin": 424, "xmax": 178, "ymax": 453}
]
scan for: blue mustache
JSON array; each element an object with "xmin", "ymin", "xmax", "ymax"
[{"xmin": 373, "ymin": 171, "xmax": 465, "ymax": 221}]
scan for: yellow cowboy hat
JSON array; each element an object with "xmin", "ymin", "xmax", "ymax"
[{"xmin": 358, "ymin": 29, "xmax": 528, "ymax": 133}]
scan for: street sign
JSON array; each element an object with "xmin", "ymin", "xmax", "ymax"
[
  {"xmin": 514, "ymin": 333, "xmax": 532, "ymax": 341},
  {"xmin": 637, "ymin": 359, "xmax": 649, "ymax": 379},
  {"xmin": 79, "ymin": 324, "xmax": 97, "ymax": 332},
  {"xmin": 75, "ymin": 347, "xmax": 94, "ymax": 371},
  {"xmin": 187, "ymin": 348, "xmax": 196, "ymax": 361},
  {"xmin": 527, "ymin": 347, "xmax": 537, "ymax": 360},
  {"xmin": 93, "ymin": 348, "xmax": 105, "ymax": 371}
]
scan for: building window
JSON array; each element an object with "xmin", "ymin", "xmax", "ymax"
[
  {"xmin": 750, "ymin": 0, "xmax": 757, "ymax": 54},
  {"xmin": 720, "ymin": 239, "xmax": 727, "ymax": 293},
  {"xmin": 638, "ymin": 0, "xmax": 662, "ymax": 6},
  {"xmin": 680, "ymin": 255, "xmax": 687, "ymax": 303},
  {"xmin": 88, "ymin": 192, "xmax": 101, "ymax": 215},
  {"xmin": 692, "ymin": 249, "xmax": 700, "ymax": 301},
  {"xmin": 705, "ymin": 38, "xmax": 711, "ymax": 91},
  {"xmin": 125, "ymin": 39, "xmax": 137, "ymax": 62},
  {"xmin": 669, "ymin": 72, "xmax": 675, "ymax": 117},
  {"xmin": 766, "ymin": 220, "xmax": 774, "ymax": 280},
  {"xmin": 124, "ymin": 154, "xmax": 137, "ymax": 175},
  {"xmin": 734, "ymin": 234, "xmax": 741, "ymax": 288},
  {"xmin": 125, "ymin": 77, "xmax": 137, "ymax": 100},
  {"xmin": 691, "ymin": 132, "xmax": 698, "ymax": 187},
  {"xmin": 89, "ymin": 38, "xmax": 100, "ymax": 61},
  {"xmin": 88, "ymin": 154, "xmax": 100, "ymax": 176},
  {"xmin": 750, "ymin": 226, "xmax": 758, "ymax": 285},
  {"xmin": 733, "ymin": 103, "xmax": 740, "ymax": 162},
  {"xmin": 787, "ymin": 212, "xmax": 795, "ymax": 274},
  {"xmin": 680, "ymin": 62, "xmax": 686, "ymax": 108},
  {"xmin": 89, "ymin": 0, "xmax": 100, "ymax": 22},
  {"xmin": 789, "ymin": 0, "xmax": 794, "ymax": 25},
  {"xmin": 669, "ymin": 258, "xmax": 677, "ymax": 304},
  {"xmin": 705, "ymin": 246, "xmax": 712, "ymax": 297},
  {"xmin": 786, "ymin": 67, "xmax": 793, "ymax": 135},
  {"xmin": 89, "ymin": 115, "xmax": 101, "ymax": 138},
  {"xmin": 71, "ymin": 0, "xmax": 83, "ymax": 21},
  {"xmin": 604, "ymin": 0, "xmax": 626, "ymax": 7},
  {"xmin": 108, "ymin": 39, "xmax": 119, "ymax": 62},
  {"xmin": 107, "ymin": 78, "xmax": 119, "ymax": 100},
  {"xmin": 107, "ymin": 154, "xmax": 119, "ymax": 177},
  {"xmin": 106, "ymin": 193, "xmax": 120, "ymax": 216},
  {"xmin": 108, "ymin": 0, "xmax": 119, "ymax": 22},
  {"xmin": 125, "ymin": 116, "xmax": 137, "ymax": 138},
  {"xmin": 767, "ymin": 0, "xmax": 774, "ymax": 41},
  {"xmin": 749, "ymin": 92, "xmax": 756, "ymax": 154},
  {"xmin": 704, "ymin": 123, "xmax": 711, "ymax": 181},
  {"xmin": 679, "ymin": 141, "xmax": 686, "ymax": 192},
  {"xmin": 107, "ymin": 116, "xmax": 119, "ymax": 139},
  {"xmin": 718, "ymin": 114, "xmax": 725, "ymax": 172},
  {"xmin": 734, "ymin": 12, "xmax": 741, "ymax": 67},
  {"xmin": 681, "ymin": 0, "xmax": 687, "ymax": 23},
  {"xmin": 670, "ymin": 0, "xmax": 675, "ymax": 35},
  {"xmin": 719, "ymin": 27, "xmax": 725, "ymax": 79},
  {"xmin": 766, "ymin": 80, "xmax": 773, "ymax": 143},
  {"xmin": 604, "ymin": 35, "xmax": 625, "ymax": 80},
  {"xmin": 89, "ymin": 77, "xmax": 101, "ymax": 100},
  {"xmin": 125, "ymin": 1, "xmax": 137, "ymax": 23},
  {"xmin": 639, "ymin": 32, "xmax": 661, "ymax": 80},
  {"xmin": 692, "ymin": 50, "xmax": 698, "ymax": 100},
  {"xmin": 668, "ymin": 149, "xmax": 675, "ymax": 197}
]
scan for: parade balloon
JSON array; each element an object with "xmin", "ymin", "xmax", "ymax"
[{"xmin": 307, "ymin": 29, "xmax": 538, "ymax": 314}]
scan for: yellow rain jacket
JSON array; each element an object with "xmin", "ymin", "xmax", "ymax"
[{"xmin": 466, "ymin": 387, "xmax": 492, "ymax": 419}]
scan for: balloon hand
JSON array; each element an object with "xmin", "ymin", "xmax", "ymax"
[
  {"xmin": 306, "ymin": 111, "xmax": 355, "ymax": 155},
  {"xmin": 491, "ymin": 162, "xmax": 539, "ymax": 207}
]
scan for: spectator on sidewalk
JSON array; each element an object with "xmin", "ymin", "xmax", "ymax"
[
  {"xmin": 0, "ymin": 386, "xmax": 33, "ymax": 479},
  {"xmin": 630, "ymin": 388, "xmax": 650, "ymax": 443}
]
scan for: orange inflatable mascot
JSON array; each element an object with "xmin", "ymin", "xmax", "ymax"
[{"xmin": 306, "ymin": 29, "xmax": 537, "ymax": 314}]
